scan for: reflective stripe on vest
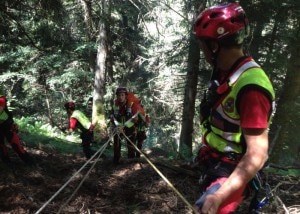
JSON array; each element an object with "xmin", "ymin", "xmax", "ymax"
[
  {"xmin": 0, "ymin": 110, "xmax": 9, "ymax": 124},
  {"xmin": 71, "ymin": 110, "xmax": 91, "ymax": 130},
  {"xmin": 203, "ymin": 60, "xmax": 275, "ymax": 154}
]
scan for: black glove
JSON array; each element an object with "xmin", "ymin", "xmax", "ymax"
[
  {"xmin": 200, "ymin": 96, "xmax": 211, "ymax": 123},
  {"xmin": 126, "ymin": 107, "xmax": 132, "ymax": 117},
  {"xmin": 10, "ymin": 123, "xmax": 19, "ymax": 133},
  {"xmin": 206, "ymin": 80, "xmax": 220, "ymax": 104}
]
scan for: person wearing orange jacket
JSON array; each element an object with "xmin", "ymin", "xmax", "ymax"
[
  {"xmin": 0, "ymin": 95, "xmax": 33, "ymax": 165},
  {"xmin": 111, "ymin": 87, "xmax": 144, "ymax": 164}
]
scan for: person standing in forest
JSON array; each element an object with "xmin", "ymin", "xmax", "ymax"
[
  {"xmin": 0, "ymin": 95, "xmax": 33, "ymax": 165},
  {"xmin": 192, "ymin": 3, "xmax": 275, "ymax": 213},
  {"xmin": 64, "ymin": 101, "xmax": 95, "ymax": 159},
  {"xmin": 111, "ymin": 87, "xmax": 147, "ymax": 163}
]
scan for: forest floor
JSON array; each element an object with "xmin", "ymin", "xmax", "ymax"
[{"xmin": 0, "ymin": 144, "xmax": 299, "ymax": 214}]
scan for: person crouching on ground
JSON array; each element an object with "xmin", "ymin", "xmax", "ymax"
[{"xmin": 0, "ymin": 95, "xmax": 33, "ymax": 165}]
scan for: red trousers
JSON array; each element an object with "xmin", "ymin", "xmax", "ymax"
[{"xmin": 0, "ymin": 119, "xmax": 30, "ymax": 163}]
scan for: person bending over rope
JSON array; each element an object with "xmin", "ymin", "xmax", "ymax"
[
  {"xmin": 0, "ymin": 95, "xmax": 33, "ymax": 165},
  {"xmin": 110, "ymin": 87, "xmax": 146, "ymax": 164},
  {"xmin": 193, "ymin": 3, "xmax": 275, "ymax": 213},
  {"xmin": 64, "ymin": 101, "xmax": 96, "ymax": 159}
]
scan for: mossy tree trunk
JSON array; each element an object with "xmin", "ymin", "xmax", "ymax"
[{"xmin": 92, "ymin": 0, "xmax": 110, "ymax": 137}]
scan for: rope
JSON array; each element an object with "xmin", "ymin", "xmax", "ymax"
[
  {"xmin": 57, "ymin": 141, "xmax": 109, "ymax": 214},
  {"xmin": 120, "ymin": 129, "xmax": 198, "ymax": 214},
  {"xmin": 36, "ymin": 126, "xmax": 197, "ymax": 213},
  {"xmin": 35, "ymin": 130, "xmax": 117, "ymax": 214}
]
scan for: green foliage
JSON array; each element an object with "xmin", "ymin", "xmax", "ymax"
[
  {"xmin": 0, "ymin": 0, "xmax": 299, "ymax": 169},
  {"xmin": 266, "ymin": 168, "xmax": 300, "ymax": 177},
  {"xmin": 144, "ymin": 125, "xmax": 180, "ymax": 160},
  {"xmin": 16, "ymin": 117, "xmax": 68, "ymax": 140},
  {"xmin": 15, "ymin": 116, "xmax": 113, "ymax": 156},
  {"xmin": 16, "ymin": 116, "xmax": 82, "ymax": 153}
]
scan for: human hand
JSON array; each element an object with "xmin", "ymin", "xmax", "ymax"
[
  {"xmin": 199, "ymin": 194, "xmax": 222, "ymax": 214},
  {"xmin": 0, "ymin": 106, "xmax": 4, "ymax": 114},
  {"xmin": 114, "ymin": 125, "xmax": 124, "ymax": 134},
  {"xmin": 67, "ymin": 128, "xmax": 74, "ymax": 134},
  {"xmin": 89, "ymin": 124, "xmax": 95, "ymax": 132},
  {"xmin": 195, "ymin": 143, "xmax": 211, "ymax": 165},
  {"xmin": 10, "ymin": 123, "xmax": 19, "ymax": 132}
]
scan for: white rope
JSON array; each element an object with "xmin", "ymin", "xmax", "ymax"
[
  {"xmin": 36, "ymin": 126, "xmax": 197, "ymax": 213},
  {"xmin": 35, "ymin": 130, "xmax": 117, "ymax": 214},
  {"xmin": 57, "ymin": 141, "xmax": 109, "ymax": 214}
]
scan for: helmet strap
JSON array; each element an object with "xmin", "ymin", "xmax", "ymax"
[{"xmin": 207, "ymin": 41, "xmax": 220, "ymax": 80}]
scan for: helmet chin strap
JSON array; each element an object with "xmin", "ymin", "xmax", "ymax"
[
  {"xmin": 203, "ymin": 39, "xmax": 220, "ymax": 80},
  {"xmin": 210, "ymin": 46, "xmax": 220, "ymax": 81}
]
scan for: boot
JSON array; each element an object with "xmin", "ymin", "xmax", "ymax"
[
  {"xmin": 83, "ymin": 145, "xmax": 93, "ymax": 159},
  {"xmin": 18, "ymin": 152, "xmax": 34, "ymax": 165},
  {"xmin": 0, "ymin": 154, "xmax": 11, "ymax": 164},
  {"xmin": 0, "ymin": 145, "xmax": 11, "ymax": 163},
  {"xmin": 113, "ymin": 140, "xmax": 121, "ymax": 164},
  {"xmin": 135, "ymin": 141, "xmax": 143, "ymax": 158}
]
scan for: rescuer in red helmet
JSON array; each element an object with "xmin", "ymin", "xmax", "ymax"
[
  {"xmin": 0, "ymin": 95, "xmax": 33, "ymax": 165},
  {"xmin": 111, "ymin": 87, "xmax": 149, "ymax": 164},
  {"xmin": 193, "ymin": 3, "xmax": 275, "ymax": 213},
  {"xmin": 64, "ymin": 101, "xmax": 95, "ymax": 159}
]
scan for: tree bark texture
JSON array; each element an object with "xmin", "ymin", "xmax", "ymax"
[
  {"xmin": 92, "ymin": 0, "xmax": 108, "ymax": 132},
  {"xmin": 179, "ymin": 33, "xmax": 200, "ymax": 159},
  {"xmin": 79, "ymin": 0, "xmax": 96, "ymax": 72},
  {"xmin": 269, "ymin": 19, "xmax": 300, "ymax": 165}
]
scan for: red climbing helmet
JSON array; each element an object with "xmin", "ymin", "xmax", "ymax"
[
  {"xmin": 64, "ymin": 101, "xmax": 75, "ymax": 110},
  {"xmin": 115, "ymin": 87, "xmax": 128, "ymax": 95},
  {"xmin": 194, "ymin": 3, "xmax": 249, "ymax": 43}
]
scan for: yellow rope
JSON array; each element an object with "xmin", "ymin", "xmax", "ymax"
[{"xmin": 121, "ymin": 129, "xmax": 198, "ymax": 214}]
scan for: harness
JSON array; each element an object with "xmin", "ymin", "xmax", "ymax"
[
  {"xmin": 112, "ymin": 99, "xmax": 147, "ymax": 129},
  {"xmin": 112, "ymin": 100, "xmax": 134, "ymax": 126},
  {"xmin": 198, "ymin": 60, "xmax": 275, "ymax": 207}
]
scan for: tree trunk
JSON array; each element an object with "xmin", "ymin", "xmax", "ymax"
[
  {"xmin": 269, "ymin": 19, "xmax": 300, "ymax": 165},
  {"xmin": 92, "ymin": 0, "xmax": 109, "ymax": 135},
  {"xmin": 79, "ymin": 0, "xmax": 96, "ymax": 72},
  {"xmin": 179, "ymin": 32, "xmax": 200, "ymax": 159}
]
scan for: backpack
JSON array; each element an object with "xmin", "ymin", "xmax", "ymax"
[
  {"xmin": 127, "ymin": 92, "xmax": 150, "ymax": 125},
  {"xmin": 127, "ymin": 92, "xmax": 145, "ymax": 115}
]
